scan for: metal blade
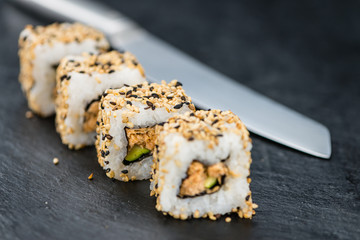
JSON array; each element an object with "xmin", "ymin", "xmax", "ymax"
[
  {"xmin": 11, "ymin": 0, "xmax": 331, "ymax": 158},
  {"xmin": 111, "ymin": 33, "xmax": 331, "ymax": 159}
]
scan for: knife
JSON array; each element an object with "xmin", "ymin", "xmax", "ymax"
[{"xmin": 12, "ymin": 0, "xmax": 331, "ymax": 158}]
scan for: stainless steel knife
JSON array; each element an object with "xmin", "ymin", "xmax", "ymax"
[{"xmin": 12, "ymin": 0, "xmax": 332, "ymax": 158}]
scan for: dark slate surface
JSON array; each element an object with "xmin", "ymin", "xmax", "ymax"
[{"xmin": 0, "ymin": 0, "xmax": 359, "ymax": 239}]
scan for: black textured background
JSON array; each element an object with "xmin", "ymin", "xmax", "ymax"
[{"xmin": 0, "ymin": 0, "xmax": 359, "ymax": 239}]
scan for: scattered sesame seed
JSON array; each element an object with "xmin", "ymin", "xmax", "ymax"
[
  {"xmin": 25, "ymin": 111, "xmax": 34, "ymax": 119},
  {"xmin": 53, "ymin": 157, "xmax": 59, "ymax": 165},
  {"xmin": 225, "ymin": 217, "xmax": 231, "ymax": 223},
  {"xmin": 88, "ymin": 173, "xmax": 94, "ymax": 180}
]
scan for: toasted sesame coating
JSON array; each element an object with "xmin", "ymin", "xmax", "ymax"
[
  {"xmin": 99, "ymin": 80, "xmax": 194, "ymax": 116},
  {"xmin": 158, "ymin": 110, "xmax": 251, "ymax": 148},
  {"xmin": 151, "ymin": 110, "xmax": 256, "ymax": 220},
  {"xmin": 55, "ymin": 50, "xmax": 144, "ymax": 149},
  {"xmin": 96, "ymin": 80, "xmax": 195, "ymax": 180},
  {"xmin": 18, "ymin": 22, "xmax": 109, "ymax": 116},
  {"xmin": 19, "ymin": 22, "xmax": 107, "ymax": 47},
  {"xmin": 57, "ymin": 51, "xmax": 145, "ymax": 77}
]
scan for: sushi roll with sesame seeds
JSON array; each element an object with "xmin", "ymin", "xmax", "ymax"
[
  {"xmin": 55, "ymin": 50, "xmax": 146, "ymax": 150},
  {"xmin": 18, "ymin": 22, "xmax": 110, "ymax": 117},
  {"xmin": 96, "ymin": 80, "xmax": 195, "ymax": 181},
  {"xmin": 150, "ymin": 110, "xmax": 257, "ymax": 220}
]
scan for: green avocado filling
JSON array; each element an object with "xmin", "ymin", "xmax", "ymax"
[
  {"xmin": 125, "ymin": 145, "xmax": 151, "ymax": 162},
  {"xmin": 204, "ymin": 176, "xmax": 218, "ymax": 189}
]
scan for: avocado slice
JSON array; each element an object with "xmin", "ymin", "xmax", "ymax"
[
  {"xmin": 125, "ymin": 145, "xmax": 151, "ymax": 162},
  {"xmin": 204, "ymin": 176, "xmax": 218, "ymax": 189}
]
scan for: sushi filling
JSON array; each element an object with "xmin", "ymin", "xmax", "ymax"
[
  {"xmin": 83, "ymin": 98, "xmax": 101, "ymax": 133},
  {"xmin": 178, "ymin": 161, "xmax": 228, "ymax": 198},
  {"xmin": 123, "ymin": 127, "xmax": 156, "ymax": 165}
]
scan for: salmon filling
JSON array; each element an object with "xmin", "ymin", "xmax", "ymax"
[
  {"xmin": 83, "ymin": 100, "xmax": 99, "ymax": 133},
  {"xmin": 123, "ymin": 127, "xmax": 156, "ymax": 164},
  {"xmin": 178, "ymin": 161, "xmax": 228, "ymax": 198}
]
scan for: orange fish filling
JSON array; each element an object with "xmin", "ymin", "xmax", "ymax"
[{"xmin": 179, "ymin": 161, "xmax": 228, "ymax": 198}]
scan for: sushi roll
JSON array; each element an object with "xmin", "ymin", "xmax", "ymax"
[
  {"xmin": 55, "ymin": 50, "xmax": 146, "ymax": 149},
  {"xmin": 96, "ymin": 80, "xmax": 195, "ymax": 181},
  {"xmin": 151, "ymin": 110, "xmax": 257, "ymax": 220},
  {"xmin": 18, "ymin": 22, "xmax": 109, "ymax": 116}
]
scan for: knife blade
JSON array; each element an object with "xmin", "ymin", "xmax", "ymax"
[{"xmin": 12, "ymin": 0, "xmax": 331, "ymax": 158}]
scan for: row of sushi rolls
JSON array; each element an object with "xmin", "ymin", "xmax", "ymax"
[{"xmin": 18, "ymin": 22, "xmax": 257, "ymax": 221}]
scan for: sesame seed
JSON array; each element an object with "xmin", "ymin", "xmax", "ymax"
[
  {"xmin": 225, "ymin": 217, "xmax": 231, "ymax": 223},
  {"xmin": 105, "ymin": 134, "xmax": 113, "ymax": 140},
  {"xmin": 146, "ymin": 101, "xmax": 153, "ymax": 107},
  {"xmin": 174, "ymin": 103, "xmax": 183, "ymax": 109},
  {"xmin": 25, "ymin": 111, "xmax": 34, "ymax": 119},
  {"xmin": 151, "ymin": 93, "xmax": 159, "ymax": 98},
  {"xmin": 60, "ymin": 75, "xmax": 67, "ymax": 81},
  {"xmin": 88, "ymin": 173, "xmax": 94, "ymax": 180},
  {"xmin": 53, "ymin": 157, "xmax": 59, "ymax": 165}
]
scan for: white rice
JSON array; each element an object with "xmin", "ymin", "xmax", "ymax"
[
  {"xmin": 20, "ymin": 28, "xmax": 109, "ymax": 116},
  {"xmin": 103, "ymin": 102, "xmax": 192, "ymax": 180},
  {"xmin": 62, "ymin": 57, "xmax": 146, "ymax": 147},
  {"xmin": 155, "ymin": 129, "xmax": 252, "ymax": 217}
]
